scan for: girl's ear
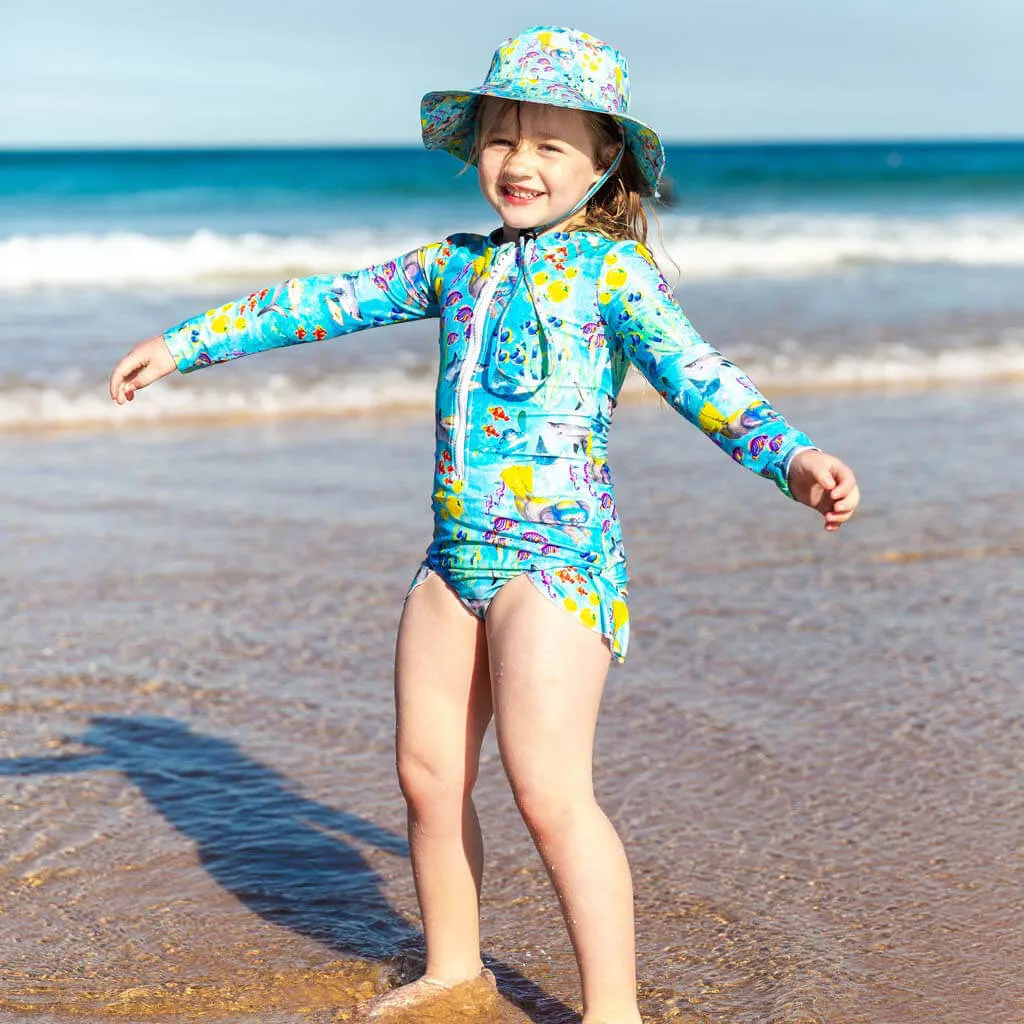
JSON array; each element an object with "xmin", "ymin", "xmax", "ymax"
[{"xmin": 598, "ymin": 143, "xmax": 623, "ymax": 173}]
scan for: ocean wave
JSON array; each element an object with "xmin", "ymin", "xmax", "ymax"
[
  {"xmin": 4, "ymin": 339, "xmax": 1022, "ymax": 433},
  {"xmin": 0, "ymin": 227, "xmax": 432, "ymax": 292},
  {"xmin": 663, "ymin": 212, "xmax": 1024, "ymax": 279},
  {"xmin": 0, "ymin": 368, "xmax": 436, "ymax": 432},
  {"xmin": 3, "ymin": 212, "xmax": 1024, "ymax": 291}
]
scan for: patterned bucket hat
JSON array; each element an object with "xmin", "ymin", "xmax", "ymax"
[{"xmin": 420, "ymin": 26, "xmax": 665, "ymax": 198}]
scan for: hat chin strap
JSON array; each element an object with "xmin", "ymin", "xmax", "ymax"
[
  {"xmin": 519, "ymin": 142, "xmax": 624, "ymax": 240},
  {"xmin": 500, "ymin": 141, "xmax": 625, "ymax": 394}
]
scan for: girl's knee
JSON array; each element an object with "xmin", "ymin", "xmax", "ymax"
[
  {"xmin": 505, "ymin": 767, "xmax": 592, "ymax": 836},
  {"xmin": 396, "ymin": 745, "xmax": 479, "ymax": 812}
]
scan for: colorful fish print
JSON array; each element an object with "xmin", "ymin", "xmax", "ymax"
[
  {"xmin": 749, "ymin": 434, "xmax": 769, "ymax": 458},
  {"xmin": 699, "ymin": 399, "xmax": 778, "ymax": 440},
  {"xmin": 401, "ymin": 251, "xmax": 428, "ymax": 294},
  {"xmin": 258, "ymin": 277, "xmax": 305, "ymax": 319},
  {"xmin": 436, "ymin": 411, "xmax": 455, "ymax": 444},
  {"xmin": 443, "ymin": 348, "xmax": 466, "ymax": 384},
  {"xmin": 545, "ymin": 420, "xmax": 590, "ymax": 453},
  {"xmin": 327, "ymin": 277, "xmax": 363, "ymax": 323},
  {"xmin": 500, "ymin": 465, "xmax": 589, "ymax": 526},
  {"xmin": 582, "ymin": 321, "xmax": 606, "ymax": 350},
  {"xmin": 164, "ymin": 230, "xmax": 815, "ymax": 662}
]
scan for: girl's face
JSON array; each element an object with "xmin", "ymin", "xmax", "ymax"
[{"xmin": 477, "ymin": 101, "xmax": 605, "ymax": 241}]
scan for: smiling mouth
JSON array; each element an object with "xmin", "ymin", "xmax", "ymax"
[{"xmin": 500, "ymin": 184, "xmax": 544, "ymax": 202}]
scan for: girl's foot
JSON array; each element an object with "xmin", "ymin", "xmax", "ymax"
[{"xmin": 355, "ymin": 967, "xmax": 497, "ymax": 1021}]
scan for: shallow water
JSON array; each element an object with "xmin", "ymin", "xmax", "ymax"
[{"xmin": 1, "ymin": 385, "xmax": 1021, "ymax": 1023}]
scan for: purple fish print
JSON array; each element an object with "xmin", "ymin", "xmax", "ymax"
[
  {"xmin": 161, "ymin": 224, "xmax": 817, "ymax": 672},
  {"xmin": 401, "ymin": 252, "xmax": 427, "ymax": 293}
]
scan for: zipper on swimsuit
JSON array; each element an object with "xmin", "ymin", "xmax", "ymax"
[{"xmin": 452, "ymin": 244, "xmax": 517, "ymax": 480}]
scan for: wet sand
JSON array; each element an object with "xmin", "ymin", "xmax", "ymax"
[{"xmin": 1, "ymin": 384, "xmax": 1021, "ymax": 1024}]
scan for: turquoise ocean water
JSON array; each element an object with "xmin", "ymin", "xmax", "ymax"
[{"xmin": 1, "ymin": 140, "xmax": 1023, "ymax": 429}]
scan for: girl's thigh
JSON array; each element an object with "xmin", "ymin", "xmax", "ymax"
[
  {"xmin": 395, "ymin": 571, "xmax": 493, "ymax": 783},
  {"xmin": 484, "ymin": 575, "xmax": 611, "ymax": 792}
]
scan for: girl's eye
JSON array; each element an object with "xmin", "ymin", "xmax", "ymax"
[
  {"xmin": 486, "ymin": 137, "xmax": 513, "ymax": 148},
  {"xmin": 541, "ymin": 144, "xmax": 563, "ymax": 153}
]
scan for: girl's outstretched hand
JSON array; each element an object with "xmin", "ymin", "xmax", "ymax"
[
  {"xmin": 109, "ymin": 335, "xmax": 176, "ymax": 404},
  {"xmin": 787, "ymin": 450, "xmax": 860, "ymax": 531}
]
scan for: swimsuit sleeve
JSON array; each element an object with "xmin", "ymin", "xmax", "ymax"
[
  {"xmin": 163, "ymin": 241, "xmax": 445, "ymax": 372},
  {"xmin": 598, "ymin": 240, "xmax": 816, "ymax": 499}
]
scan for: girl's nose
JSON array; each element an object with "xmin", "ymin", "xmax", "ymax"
[{"xmin": 502, "ymin": 146, "xmax": 535, "ymax": 178}]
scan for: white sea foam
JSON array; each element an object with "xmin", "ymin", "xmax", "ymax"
[
  {"xmin": 0, "ymin": 368, "xmax": 437, "ymax": 431},
  {"xmin": 3, "ymin": 212, "xmax": 1024, "ymax": 291},
  {"xmin": 662, "ymin": 212, "xmax": 1024, "ymax": 279},
  {"xmin": 3, "ymin": 338, "xmax": 1021, "ymax": 433},
  {"xmin": 0, "ymin": 228, "xmax": 431, "ymax": 292}
]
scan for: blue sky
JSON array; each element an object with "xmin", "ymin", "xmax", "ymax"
[{"xmin": 3, "ymin": 0, "xmax": 1022, "ymax": 147}]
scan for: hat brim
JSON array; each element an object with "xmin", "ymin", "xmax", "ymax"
[{"xmin": 420, "ymin": 87, "xmax": 665, "ymax": 198}]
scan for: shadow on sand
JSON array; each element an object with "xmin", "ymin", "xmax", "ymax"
[{"xmin": 0, "ymin": 714, "xmax": 577, "ymax": 1022}]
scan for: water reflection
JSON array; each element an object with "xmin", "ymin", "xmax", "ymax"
[{"xmin": 0, "ymin": 715, "xmax": 574, "ymax": 1022}]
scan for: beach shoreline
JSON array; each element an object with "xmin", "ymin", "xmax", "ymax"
[{"xmin": 2, "ymin": 385, "xmax": 1021, "ymax": 1024}]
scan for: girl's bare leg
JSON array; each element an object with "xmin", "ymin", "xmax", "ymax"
[
  {"xmin": 393, "ymin": 571, "xmax": 494, "ymax": 983},
  {"xmin": 486, "ymin": 577, "xmax": 641, "ymax": 1024}
]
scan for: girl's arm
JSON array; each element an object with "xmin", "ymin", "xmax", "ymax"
[
  {"xmin": 110, "ymin": 242, "xmax": 444, "ymax": 403},
  {"xmin": 600, "ymin": 241, "xmax": 859, "ymax": 525}
]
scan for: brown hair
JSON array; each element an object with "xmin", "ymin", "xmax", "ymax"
[
  {"xmin": 570, "ymin": 111, "xmax": 649, "ymax": 245},
  {"xmin": 469, "ymin": 99, "xmax": 652, "ymax": 246}
]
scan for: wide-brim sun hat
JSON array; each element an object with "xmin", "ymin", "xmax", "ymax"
[{"xmin": 420, "ymin": 26, "xmax": 665, "ymax": 198}]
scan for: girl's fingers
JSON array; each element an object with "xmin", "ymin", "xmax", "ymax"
[
  {"xmin": 792, "ymin": 453, "xmax": 859, "ymax": 528},
  {"xmin": 110, "ymin": 338, "xmax": 171, "ymax": 401},
  {"xmin": 816, "ymin": 469, "xmax": 837, "ymax": 492},
  {"xmin": 110, "ymin": 356, "xmax": 141, "ymax": 401},
  {"xmin": 824, "ymin": 496, "xmax": 858, "ymax": 529},
  {"xmin": 115, "ymin": 375, "xmax": 139, "ymax": 405},
  {"xmin": 111, "ymin": 355, "xmax": 154, "ymax": 403},
  {"xmin": 824, "ymin": 481, "xmax": 860, "ymax": 529},
  {"xmin": 832, "ymin": 492, "xmax": 858, "ymax": 513},
  {"xmin": 828, "ymin": 464, "xmax": 857, "ymax": 500}
]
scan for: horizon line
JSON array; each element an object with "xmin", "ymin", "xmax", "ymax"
[{"xmin": 2, "ymin": 133, "xmax": 1024, "ymax": 154}]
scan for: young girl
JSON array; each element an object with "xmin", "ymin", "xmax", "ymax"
[{"xmin": 109, "ymin": 26, "xmax": 859, "ymax": 1024}]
